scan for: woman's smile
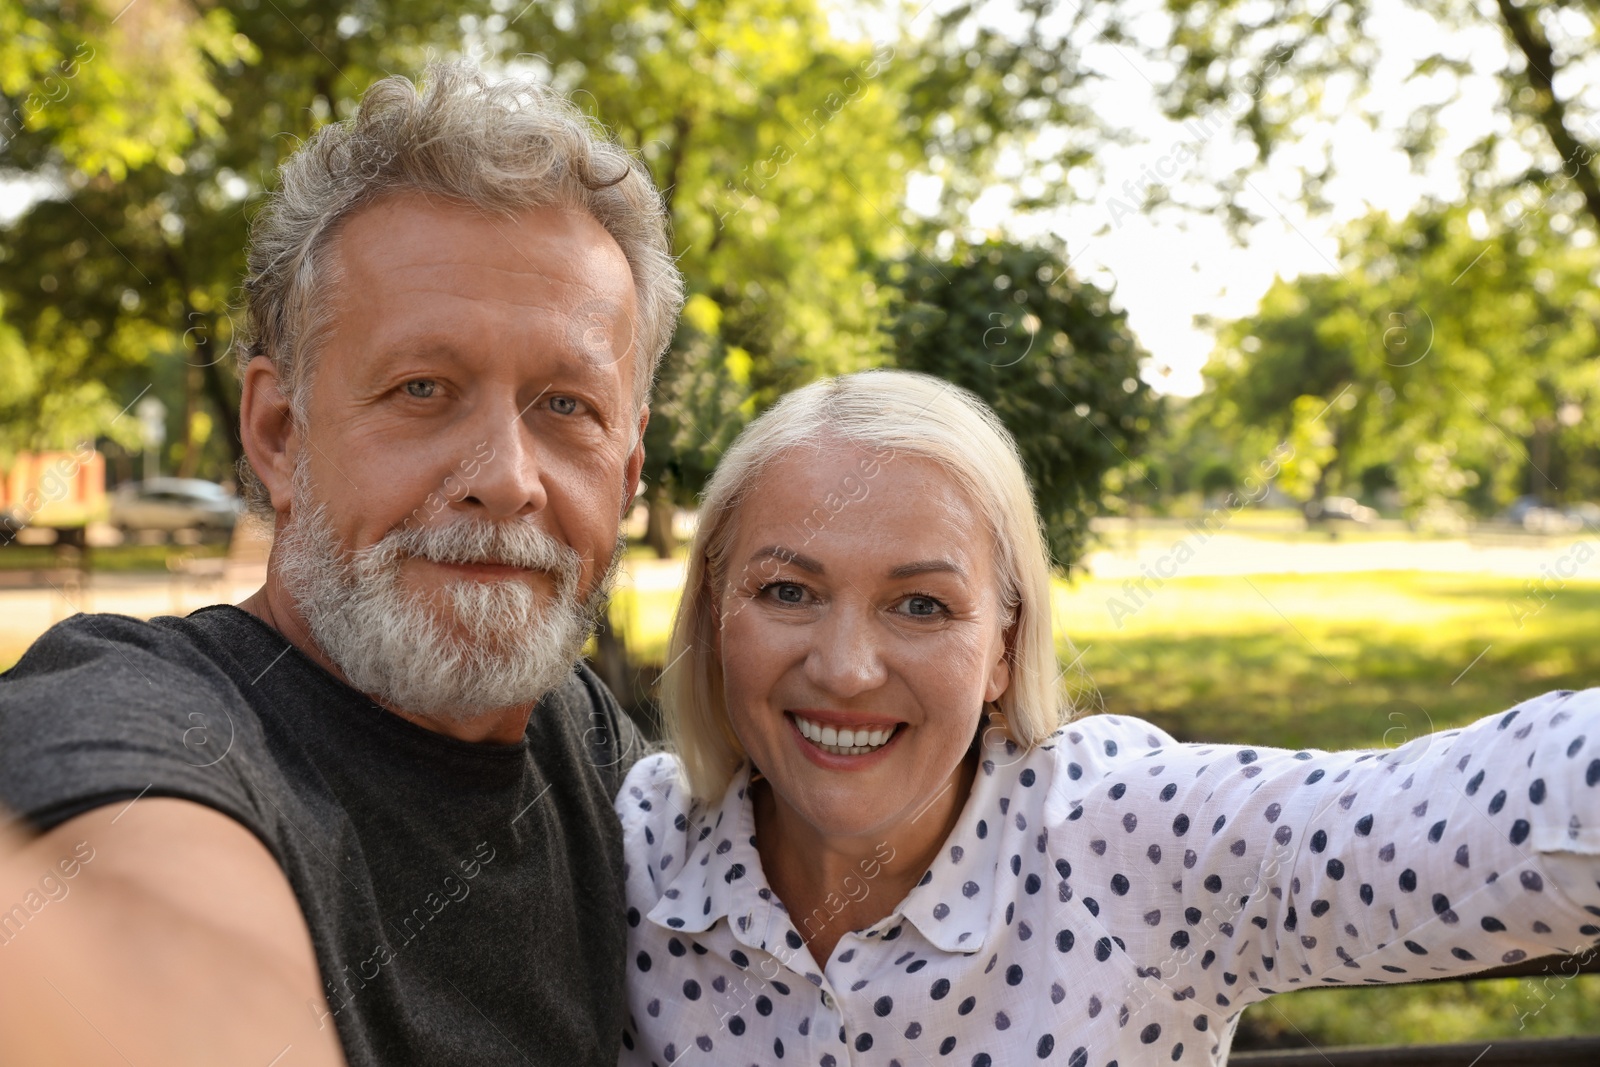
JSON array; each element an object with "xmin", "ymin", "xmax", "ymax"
[{"xmin": 786, "ymin": 711, "xmax": 904, "ymax": 761}]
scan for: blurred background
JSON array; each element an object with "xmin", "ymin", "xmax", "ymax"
[{"xmin": 3, "ymin": 0, "xmax": 1598, "ymax": 1052}]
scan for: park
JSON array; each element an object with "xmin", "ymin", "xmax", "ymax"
[{"xmin": 2, "ymin": 0, "xmax": 1599, "ymax": 1063}]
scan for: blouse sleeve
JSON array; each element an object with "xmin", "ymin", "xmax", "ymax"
[{"xmin": 1060, "ymin": 689, "xmax": 1600, "ymax": 1020}]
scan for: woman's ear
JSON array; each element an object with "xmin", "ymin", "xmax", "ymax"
[
  {"xmin": 984, "ymin": 650, "xmax": 1012, "ymax": 705},
  {"xmin": 984, "ymin": 609, "xmax": 1017, "ymax": 704}
]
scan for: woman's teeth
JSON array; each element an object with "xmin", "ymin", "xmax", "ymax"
[{"xmin": 792, "ymin": 714, "xmax": 896, "ymax": 756}]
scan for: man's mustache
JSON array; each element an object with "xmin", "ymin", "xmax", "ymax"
[{"xmin": 359, "ymin": 519, "xmax": 583, "ymax": 584}]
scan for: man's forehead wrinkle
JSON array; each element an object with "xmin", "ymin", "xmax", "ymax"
[{"xmin": 374, "ymin": 256, "xmax": 599, "ymax": 294}]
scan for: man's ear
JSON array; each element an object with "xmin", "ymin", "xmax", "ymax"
[
  {"xmin": 240, "ymin": 355, "xmax": 298, "ymax": 514},
  {"xmin": 622, "ymin": 405, "xmax": 650, "ymax": 513}
]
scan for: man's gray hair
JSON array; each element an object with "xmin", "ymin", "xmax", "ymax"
[{"xmin": 236, "ymin": 61, "xmax": 683, "ymax": 517}]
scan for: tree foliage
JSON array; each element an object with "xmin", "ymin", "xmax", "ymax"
[
  {"xmin": 1, "ymin": 0, "xmax": 1131, "ymax": 544},
  {"xmin": 1192, "ymin": 198, "xmax": 1600, "ymax": 512},
  {"xmin": 1144, "ymin": 0, "xmax": 1600, "ymax": 236},
  {"xmin": 496, "ymin": 0, "xmax": 1122, "ymax": 551},
  {"xmin": 883, "ymin": 239, "xmax": 1160, "ymax": 569},
  {"xmin": 1, "ymin": 0, "xmax": 246, "ymax": 182}
]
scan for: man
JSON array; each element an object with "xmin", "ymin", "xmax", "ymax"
[{"xmin": 0, "ymin": 62, "xmax": 683, "ymax": 1066}]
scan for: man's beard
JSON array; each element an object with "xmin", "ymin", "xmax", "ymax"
[{"xmin": 275, "ymin": 462, "xmax": 621, "ymax": 724}]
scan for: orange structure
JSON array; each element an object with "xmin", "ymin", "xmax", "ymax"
[{"xmin": 0, "ymin": 446, "xmax": 107, "ymax": 531}]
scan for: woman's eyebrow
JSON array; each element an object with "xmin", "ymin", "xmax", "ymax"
[
  {"xmin": 888, "ymin": 559, "xmax": 965, "ymax": 580},
  {"xmin": 751, "ymin": 545, "xmax": 825, "ymax": 573}
]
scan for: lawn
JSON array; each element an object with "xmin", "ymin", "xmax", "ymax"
[
  {"xmin": 0, "ymin": 542, "xmax": 227, "ymax": 573},
  {"xmin": 607, "ymin": 567, "xmax": 1600, "ymax": 1048}
]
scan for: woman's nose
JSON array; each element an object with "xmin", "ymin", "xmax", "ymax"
[{"xmin": 803, "ymin": 605, "xmax": 888, "ymax": 699}]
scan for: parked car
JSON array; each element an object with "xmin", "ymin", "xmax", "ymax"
[
  {"xmin": 110, "ymin": 479, "xmax": 242, "ymax": 540},
  {"xmin": 1502, "ymin": 495, "xmax": 1583, "ymax": 533},
  {"xmin": 1304, "ymin": 495, "xmax": 1378, "ymax": 525},
  {"xmin": 1562, "ymin": 502, "xmax": 1600, "ymax": 531}
]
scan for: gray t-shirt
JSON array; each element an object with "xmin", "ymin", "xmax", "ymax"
[{"xmin": 0, "ymin": 604, "xmax": 645, "ymax": 1066}]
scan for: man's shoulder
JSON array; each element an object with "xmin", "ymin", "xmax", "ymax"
[
  {"xmin": 528, "ymin": 661, "xmax": 651, "ymax": 794},
  {"xmin": 5, "ymin": 609, "xmax": 225, "ymax": 688},
  {"xmin": 2, "ymin": 605, "xmax": 278, "ymax": 684},
  {"xmin": 0, "ymin": 607, "xmax": 279, "ymax": 834}
]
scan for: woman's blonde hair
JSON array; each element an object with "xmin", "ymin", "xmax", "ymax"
[{"xmin": 660, "ymin": 369, "xmax": 1073, "ymax": 801}]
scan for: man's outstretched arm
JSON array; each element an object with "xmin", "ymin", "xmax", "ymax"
[{"xmin": 0, "ymin": 798, "xmax": 347, "ymax": 1066}]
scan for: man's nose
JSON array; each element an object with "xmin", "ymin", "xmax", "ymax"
[
  {"xmin": 804, "ymin": 603, "xmax": 889, "ymax": 700},
  {"xmin": 453, "ymin": 408, "xmax": 549, "ymax": 520}
]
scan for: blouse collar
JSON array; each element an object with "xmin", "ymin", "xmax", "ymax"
[{"xmin": 645, "ymin": 729, "xmax": 1039, "ymax": 959}]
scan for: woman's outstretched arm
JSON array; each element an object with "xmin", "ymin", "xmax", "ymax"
[{"xmin": 1049, "ymin": 689, "xmax": 1600, "ymax": 1026}]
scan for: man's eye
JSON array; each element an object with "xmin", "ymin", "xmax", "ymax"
[
  {"xmin": 550, "ymin": 395, "xmax": 579, "ymax": 415},
  {"xmin": 404, "ymin": 379, "xmax": 437, "ymax": 399}
]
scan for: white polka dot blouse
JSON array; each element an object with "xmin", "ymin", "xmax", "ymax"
[{"xmin": 615, "ymin": 688, "xmax": 1600, "ymax": 1066}]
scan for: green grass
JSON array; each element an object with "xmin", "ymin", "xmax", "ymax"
[
  {"xmin": 606, "ymin": 567, "xmax": 1600, "ymax": 1047},
  {"xmin": 1051, "ymin": 571, "xmax": 1600, "ymax": 748},
  {"xmin": 1234, "ymin": 971, "xmax": 1600, "ymax": 1049},
  {"xmin": 0, "ymin": 542, "xmax": 228, "ymax": 573}
]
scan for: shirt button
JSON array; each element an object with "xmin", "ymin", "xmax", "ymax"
[{"xmin": 822, "ymin": 993, "xmax": 834, "ymax": 1008}]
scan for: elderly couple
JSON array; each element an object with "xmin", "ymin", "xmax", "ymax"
[{"xmin": 2, "ymin": 64, "xmax": 1597, "ymax": 1067}]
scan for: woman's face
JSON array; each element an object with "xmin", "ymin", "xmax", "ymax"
[{"xmin": 715, "ymin": 442, "xmax": 1013, "ymax": 843}]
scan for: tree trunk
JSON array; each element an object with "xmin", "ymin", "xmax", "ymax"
[
  {"xmin": 644, "ymin": 481, "xmax": 676, "ymax": 559},
  {"xmin": 177, "ymin": 362, "xmax": 200, "ymax": 478},
  {"xmin": 200, "ymin": 345, "xmax": 243, "ymax": 471},
  {"xmin": 1495, "ymin": 0, "xmax": 1600, "ymax": 233},
  {"xmin": 1530, "ymin": 419, "xmax": 1554, "ymax": 503},
  {"xmin": 165, "ymin": 260, "xmax": 243, "ymax": 474},
  {"xmin": 591, "ymin": 614, "xmax": 631, "ymax": 705},
  {"xmin": 1312, "ymin": 415, "xmax": 1345, "ymax": 501}
]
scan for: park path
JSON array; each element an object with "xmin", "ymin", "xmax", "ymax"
[{"xmin": 1077, "ymin": 530, "xmax": 1596, "ymax": 580}]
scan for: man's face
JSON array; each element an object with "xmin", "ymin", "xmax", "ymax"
[
  {"xmin": 300, "ymin": 192, "xmax": 642, "ymax": 607},
  {"xmin": 270, "ymin": 192, "xmax": 644, "ymax": 717}
]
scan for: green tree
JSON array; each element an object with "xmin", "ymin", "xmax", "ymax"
[
  {"xmin": 1194, "ymin": 199, "xmax": 1600, "ymax": 514},
  {"xmin": 1142, "ymin": 0, "xmax": 1599, "ymax": 237},
  {"xmin": 0, "ymin": 0, "xmax": 253, "ymax": 462},
  {"xmin": 499, "ymin": 0, "xmax": 1117, "ymax": 554},
  {"xmin": 497, "ymin": 0, "xmax": 910, "ymax": 553},
  {"xmin": 3, "ymin": 0, "xmax": 1120, "ymax": 546},
  {"xmin": 882, "ymin": 239, "xmax": 1160, "ymax": 569},
  {"xmin": 0, "ymin": 0, "xmax": 467, "ymax": 471}
]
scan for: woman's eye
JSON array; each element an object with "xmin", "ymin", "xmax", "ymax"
[
  {"xmin": 550, "ymin": 395, "xmax": 579, "ymax": 415},
  {"xmin": 769, "ymin": 582, "xmax": 806, "ymax": 604},
  {"xmin": 900, "ymin": 595, "xmax": 945, "ymax": 617},
  {"xmin": 404, "ymin": 379, "xmax": 437, "ymax": 399}
]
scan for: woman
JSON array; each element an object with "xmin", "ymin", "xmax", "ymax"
[{"xmin": 616, "ymin": 370, "xmax": 1600, "ymax": 1065}]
